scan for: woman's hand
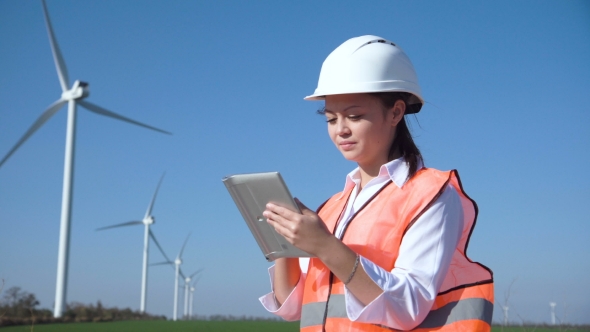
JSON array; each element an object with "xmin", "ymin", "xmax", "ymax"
[
  {"xmin": 266, "ymin": 198, "xmax": 383, "ymax": 306},
  {"xmin": 263, "ymin": 198, "xmax": 333, "ymax": 257}
]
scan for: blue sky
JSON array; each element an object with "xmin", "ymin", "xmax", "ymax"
[{"xmin": 1, "ymin": 0, "xmax": 589, "ymax": 325}]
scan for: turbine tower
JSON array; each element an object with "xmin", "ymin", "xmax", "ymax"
[
  {"xmin": 0, "ymin": 0, "xmax": 171, "ymax": 318},
  {"xmin": 152, "ymin": 233, "xmax": 191, "ymax": 321},
  {"xmin": 174, "ymin": 235, "xmax": 191, "ymax": 321},
  {"xmin": 183, "ymin": 269, "xmax": 203, "ymax": 319},
  {"xmin": 189, "ymin": 273, "xmax": 202, "ymax": 320},
  {"xmin": 96, "ymin": 173, "xmax": 166, "ymax": 313},
  {"xmin": 502, "ymin": 306, "xmax": 509, "ymax": 326},
  {"xmin": 550, "ymin": 302, "xmax": 556, "ymax": 325}
]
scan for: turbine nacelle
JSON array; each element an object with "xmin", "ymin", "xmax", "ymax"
[
  {"xmin": 143, "ymin": 215, "xmax": 155, "ymax": 225},
  {"xmin": 61, "ymin": 80, "xmax": 89, "ymax": 100},
  {"xmin": 185, "ymin": 277, "xmax": 190, "ymax": 283},
  {"xmin": 175, "ymin": 257, "xmax": 182, "ymax": 266}
]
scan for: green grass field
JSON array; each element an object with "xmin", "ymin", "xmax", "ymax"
[
  {"xmin": 1, "ymin": 321, "xmax": 588, "ymax": 332},
  {"xmin": 0, "ymin": 320, "xmax": 299, "ymax": 332}
]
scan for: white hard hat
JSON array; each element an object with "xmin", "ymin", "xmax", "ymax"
[{"xmin": 304, "ymin": 35, "xmax": 424, "ymax": 114}]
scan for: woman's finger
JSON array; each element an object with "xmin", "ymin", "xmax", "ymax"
[
  {"xmin": 294, "ymin": 197, "xmax": 306, "ymax": 210},
  {"xmin": 264, "ymin": 208, "xmax": 295, "ymax": 232},
  {"xmin": 267, "ymin": 217, "xmax": 294, "ymax": 242},
  {"xmin": 263, "ymin": 209, "xmax": 289, "ymax": 228},
  {"xmin": 294, "ymin": 198, "xmax": 314, "ymax": 216},
  {"xmin": 266, "ymin": 202, "xmax": 299, "ymax": 220}
]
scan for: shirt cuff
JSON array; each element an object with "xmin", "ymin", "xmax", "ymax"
[
  {"xmin": 344, "ymin": 256, "xmax": 387, "ymax": 321},
  {"xmin": 344, "ymin": 256, "xmax": 419, "ymax": 328},
  {"xmin": 259, "ymin": 264, "xmax": 306, "ymax": 321}
]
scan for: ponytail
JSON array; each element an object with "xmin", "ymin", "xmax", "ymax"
[{"xmin": 370, "ymin": 92, "xmax": 423, "ymax": 180}]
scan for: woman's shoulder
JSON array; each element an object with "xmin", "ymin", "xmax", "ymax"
[
  {"xmin": 417, "ymin": 166, "xmax": 452, "ymax": 176},
  {"xmin": 407, "ymin": 167, "xmax": 453, "ymax": 187},
  {"xmin": 413, "ymin": 167, "xmax": 473, "ymax": 203}
]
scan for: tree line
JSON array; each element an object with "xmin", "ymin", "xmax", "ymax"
[
  {"xmin": 0, "ymin": 286, "xmax": 165, "ymax": 327},
  {"xmin": 0, "ymin": 285, "xmax": 282, "ymax": 328}
]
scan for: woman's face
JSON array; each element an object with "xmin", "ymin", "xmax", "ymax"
[{"xmin": 324, "ymin": 93, "xmax": 403, "ymax": 170}]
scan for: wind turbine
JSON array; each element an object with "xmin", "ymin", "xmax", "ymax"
[
  {"xmin": 152, "ymin": 233, "xmax": 191, "ymax": 321},
  {"xmin": 502, "ymin": 305, "xmax": 509, "ymax": 326},
  {"xmin": 183, "ymin": 269, "xmax": 203, "ymax": 319},
  {"xmin": 188, "ymin": 273, "xmax": 202, "ymax": 320},
  {"xmin": 96, "ymin": 173, "xmax": 166, "ymax": 313},
  {"xmin": 550, "ymin": 302, "xmax": 556, "ymax": 325},
  {"xmin": 173, "ymin": 235, "xmax": 191, "ymax": 321},
  {"xmin": 0, "ymin": 0, "xmax": 171, "ymax": 317}
]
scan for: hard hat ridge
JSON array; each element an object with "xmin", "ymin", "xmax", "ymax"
[{"xmin": 304, "ymin": 35, "xmax": 424, "ymax": 114}]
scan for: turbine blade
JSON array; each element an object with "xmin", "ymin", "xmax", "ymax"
[
  {"xmin": 192, "ymin": 274, "xmax": 202, "ymax": 286},
  {"xmin": 179, "ymin": 269, "xmax": 186, "ymax": 280},
  {"xmin": 150, "ymin": 261, "xmax": 173, "ymax": 266},
  {"xmin": 95, "ymin": 220, "xmax": 142, "ymax": 231},
  {"xmin": 178, "ymin": 233, "xmax": 191, "ymax": 260},
  {"xmin": 0, "ymin": 99, "xmax": 66, "ymax": 168},
  {"xmin": 41, "ymin": 0, "xmax": 69, "ymax": 92},
  {"xmin": 144, "ymin": 172, "xmax": 166, "ymax": 219},
  {"xmin": 149, "ymin": 229, "xmax": 172, "ymax": 263},
  {"xmin": 189, "ymin": 268, "xmax": 204, "ymax": 279},
  {"xmin": 78, "ymin": 100, "xmax": 172, "ymax": 135}
]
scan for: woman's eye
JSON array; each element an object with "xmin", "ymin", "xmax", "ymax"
[
  {"xmin": 326, "ymin": 118, "xmax": 337, "ymax": 124},
  {"xmin": 348, "ymin": 115, "xmax": 361, "ymax": 121}
]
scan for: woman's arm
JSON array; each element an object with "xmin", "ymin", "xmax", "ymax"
[
  {"xmin": 345, "ymin": 185, "xmax": 463, "ymax": 329},
  {"xmin": 259, "ymin": 259, "xmax": 307, "ymax": 320},
  {"xmin": 264, "ymin": 198, "xmax": 383, "ymax": 305},
  {"xmin": 264, "ymin": 185, "xmax": 463, "ymax": 330},
  {"xmin": 273, "ymin": 257, "xmax": 301, "ymax": 305}
]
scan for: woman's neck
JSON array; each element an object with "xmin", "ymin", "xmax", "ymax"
[
  {"xmin": 357, "ymin": 162, "xmax": 384, "ymax": 190},
  {"xmin": 357, "ymin": 150, "xmax": 401, "ymax": 189}
]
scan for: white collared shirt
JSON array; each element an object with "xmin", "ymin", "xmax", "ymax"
[{"xmin": 259, "ymin": 158, "xmax": 464, "ymax": 330}]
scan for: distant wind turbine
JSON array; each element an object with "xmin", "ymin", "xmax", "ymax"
[
  {"xmin": 0, "ymin": 1, "xmax": 171, "ymax": 318},
  {"xmin": 502, "ymin": 306, "xmax": 509, "ymax": 326},
  {"xmin": 550, "ymin": 302, "xmax": 556, "ymax": 325},
  {"xmin": 183, "ymin": 269, "xmax": 203, "ymax": 319},
  {"xmin": 96, "ymin": 173, "xmax": 166, "ymax": 313},
  {"xmin": 152, "ymin": 233, "xmax": 191, "ymax": 321},
  {"xmin": 188, "ymin": 273, "xmax": 203, "ymax": 320}
]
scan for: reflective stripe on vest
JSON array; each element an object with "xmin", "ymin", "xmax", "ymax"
[
  {"xmin": 301, "ymin": 295, "xmax": 493, "ymax": 329},
  {"xmin": 300, "ymin": 294, "xmax": 346, "ymax": 328}
]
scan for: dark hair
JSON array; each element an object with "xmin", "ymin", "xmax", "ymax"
[{"xmin": 370, "ymin": 92, "xmax": 423, "ymax": 180}]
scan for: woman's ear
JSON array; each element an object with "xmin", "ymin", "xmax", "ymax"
[{"xmin": 390, "ymin": 100, "xmax": 406, "ymax": 127}]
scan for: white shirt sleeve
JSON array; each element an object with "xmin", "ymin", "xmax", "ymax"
[
  {"xmin": 258, "ymin": 262, "xmax": 308, "ymax": 321},
  {"xmin": 344, "ymin": 184, "xmax": 464, "ymax": 330}
]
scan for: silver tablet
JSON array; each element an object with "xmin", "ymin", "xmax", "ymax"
[{"xmin": 222, "ymin": 172, "xmax": 313, "ymax": 261}]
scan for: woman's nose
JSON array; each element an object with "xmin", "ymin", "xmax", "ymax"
[{"xmin": 336, "ymin": 119, "xmax": 351, "ymax": 136}]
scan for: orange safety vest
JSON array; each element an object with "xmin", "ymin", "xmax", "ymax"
[{"xmin": 300, "ymin": 168, "xmax": 494, "ymax": 332}]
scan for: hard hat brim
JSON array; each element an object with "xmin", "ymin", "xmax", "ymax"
[{"xmin": 304, "ymin": 90, "xmax": 424, "ymax": 114}]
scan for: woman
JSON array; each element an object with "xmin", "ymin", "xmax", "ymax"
[{"xmin": 260, "ymin": 35, "xmax": 494, "ymax": 331}]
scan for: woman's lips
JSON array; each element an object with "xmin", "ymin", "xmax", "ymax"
[{"xmin": 339, "ymin": 141, "xmax": 356, "ymax": 151}]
